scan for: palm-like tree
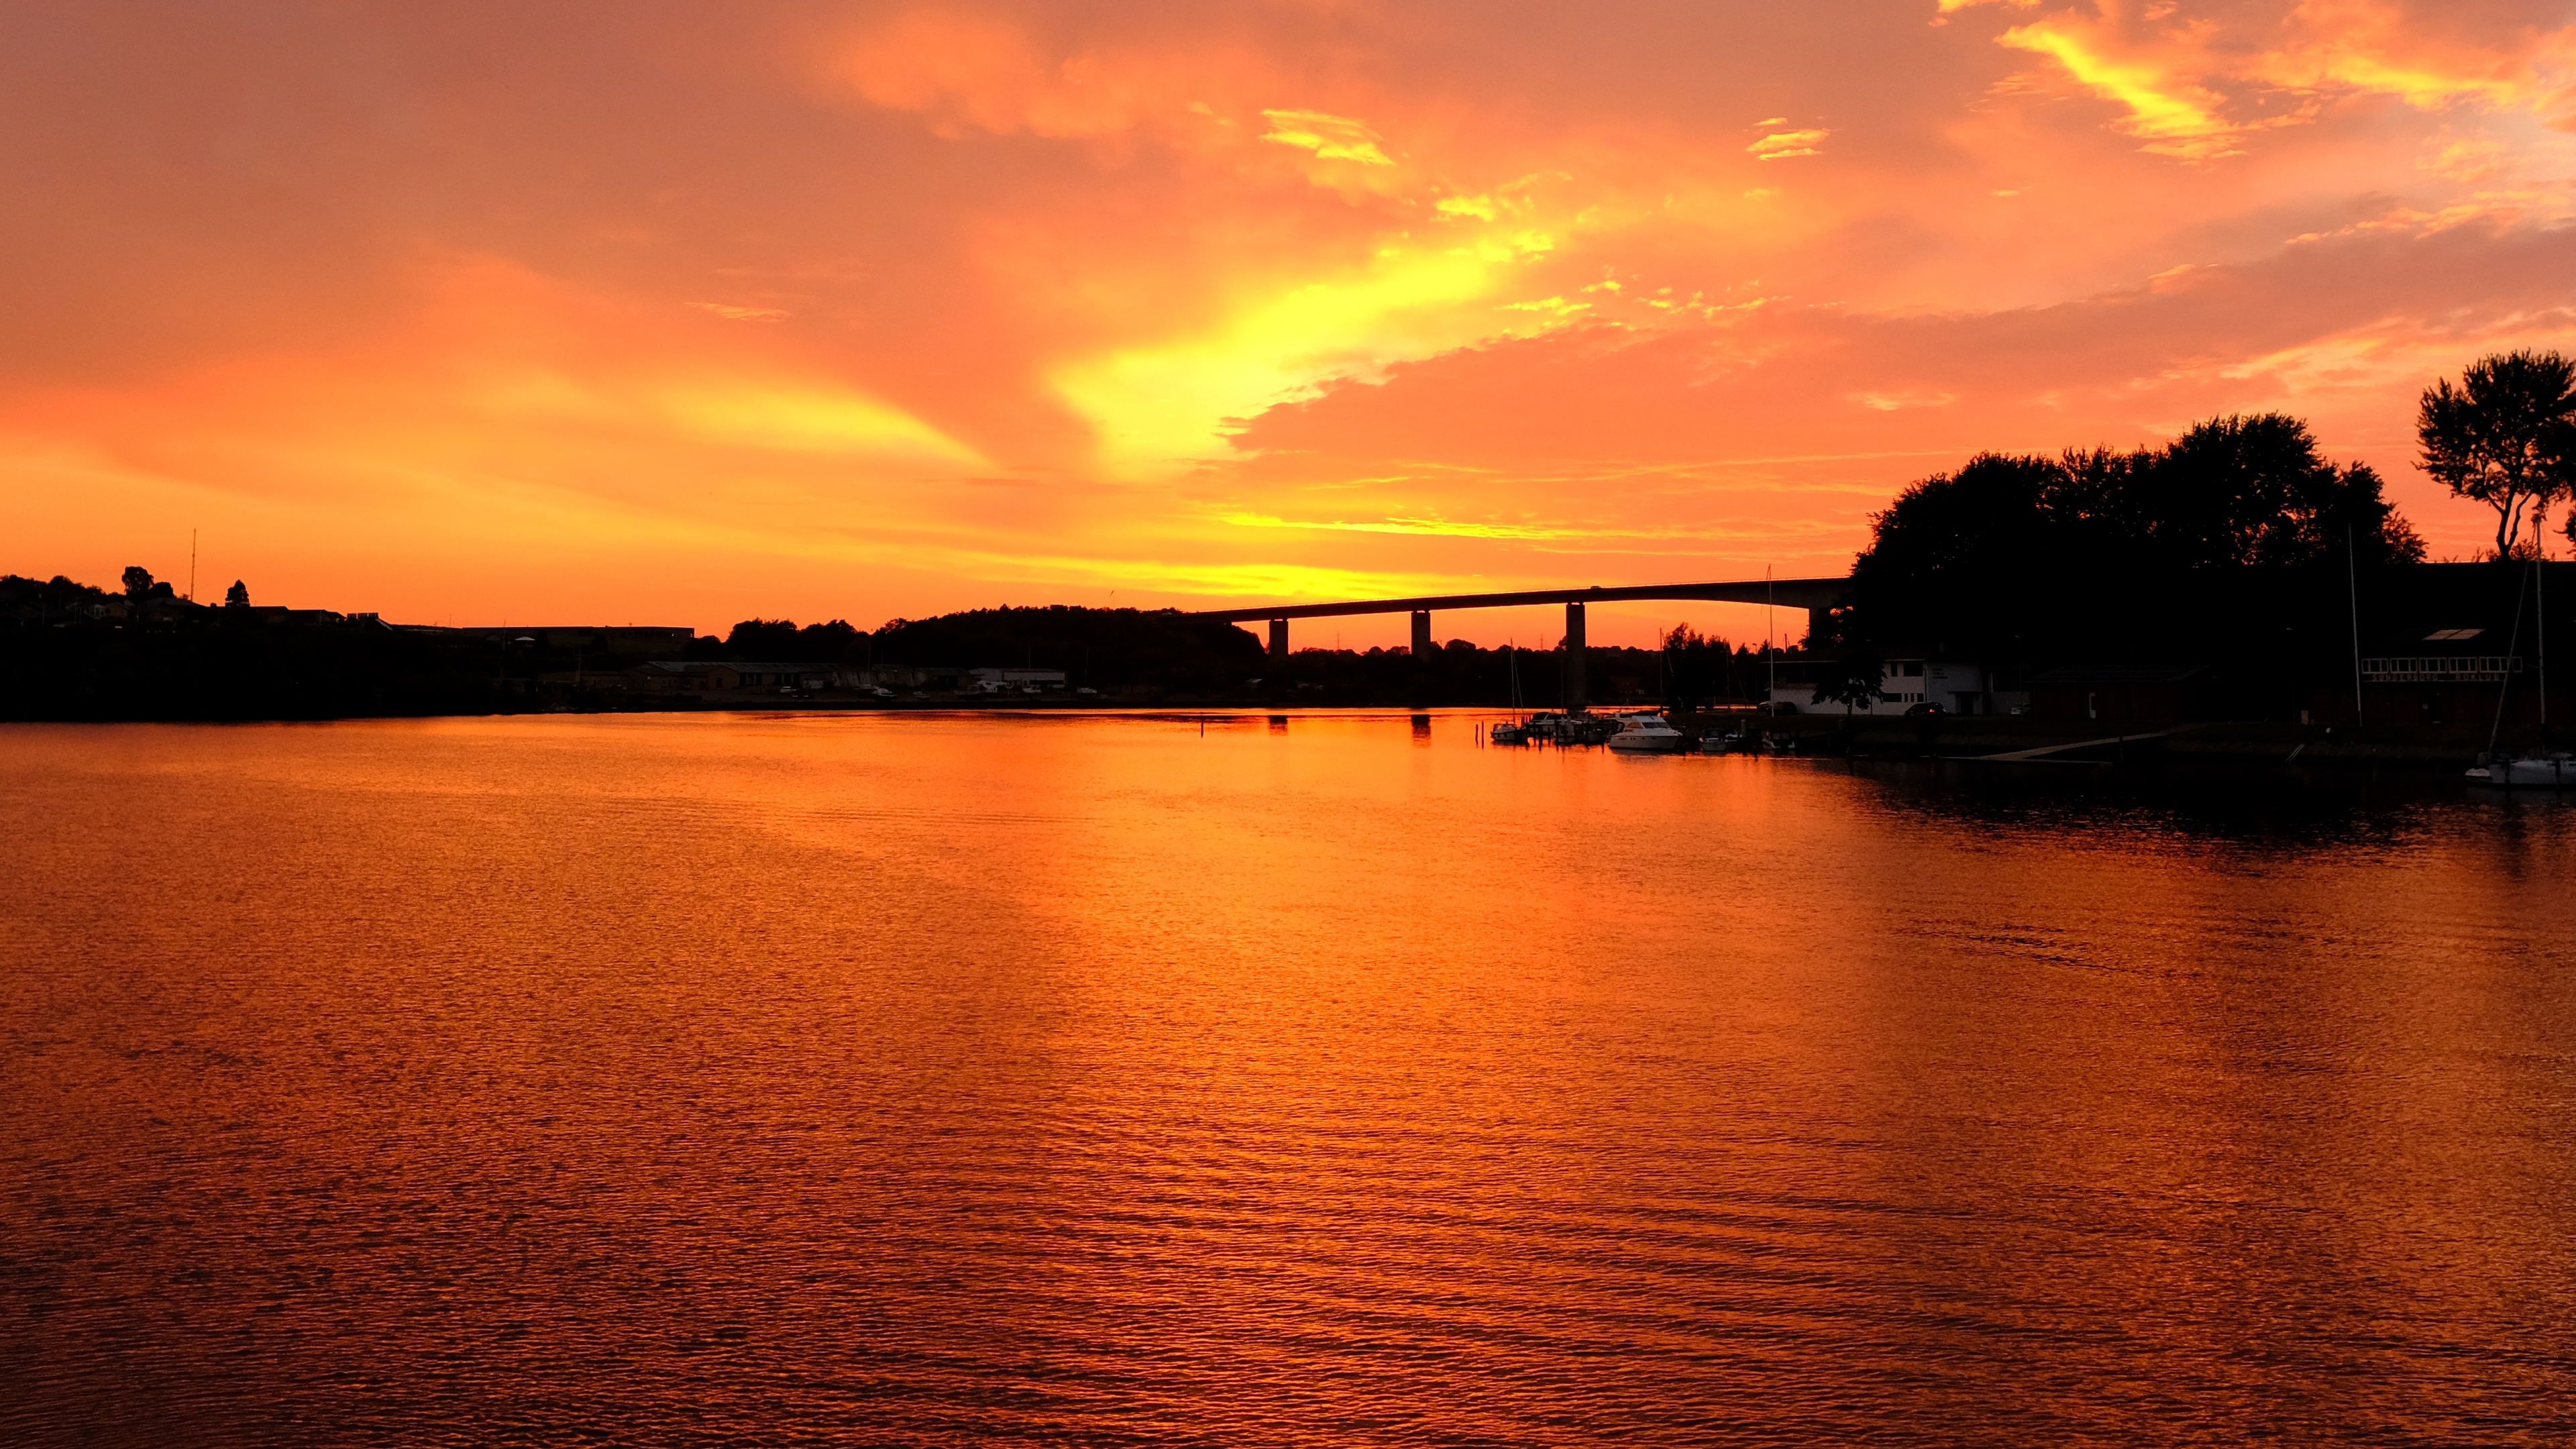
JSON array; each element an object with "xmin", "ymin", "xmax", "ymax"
[{"xmin": 2417, "ymin": 350, "xmax": 2576, "ymax": 559}]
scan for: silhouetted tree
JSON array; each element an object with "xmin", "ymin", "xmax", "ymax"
[
  {"xmin": 122, "ymin": 566, "xmax": 154, "ymax": 601},
  {"xmin": 2417, "ymin": 350, "xmax": 2576, "ymax": 559},
  {"xmin": 2151, "ymin": 416, "xmax": 2424, "ymax": 569},
  {"xmin": 871, "ymin": 606, "xmax": 1263, "ymax": 691},
  {"xmin": 1845, "ymin": 452, "xmax": 2064, "ymax": 653},
  {"xmin": 725, "ymin": 618, "xmax": 808, "ymax": 657},
  {"xmin": 1840, "ymin": 413, "xmax": 2424, "ymax": 657},
  {"xmin": 1810, "ymin": 651, "xmax": 1886, "ymax": 720},
  {"xmin": 0, "ymin": 574, "xmax": 111, "ymax": 624},
  {"xmin": 223, "ymin": 580, "xmax": 249, "ymax": 608},
  {"xmin": 719, "ymin": 618, "xmax": 871, "ymax": 662},
  {"xmin": 1661, "ymin": 624, "xmax": 1746, "ymax": 707}
]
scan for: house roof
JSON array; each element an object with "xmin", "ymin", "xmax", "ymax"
[{"xmin": 2368, "ymin": 625, "xmax": 2516, "ymax": 657}]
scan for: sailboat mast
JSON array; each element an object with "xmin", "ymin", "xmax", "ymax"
[
  {"xmin": 2347, "ymin": 526, "xmax": 2364, "ymax": 729},
  {"xmin": 2488, "ymin": 563, "xmax": 2533, "ymax": 757},
  {"xmin": 1765, "ymin": 566, "xmax": 1776, "ymax": 710}
]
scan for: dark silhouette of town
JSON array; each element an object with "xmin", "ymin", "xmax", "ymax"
[{"xmin": 9, "ymin": 388, "xmax": 2574, "ymax": 761}]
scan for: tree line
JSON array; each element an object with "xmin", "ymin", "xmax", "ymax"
[{"xmin": 1829, "ymin": 351, "xmax": 2573, "ymax": 673}]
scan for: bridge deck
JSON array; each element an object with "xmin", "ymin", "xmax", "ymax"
[{"xmin": 1195, "ymin": 578, "xmax": 1847, "ymax": 623}]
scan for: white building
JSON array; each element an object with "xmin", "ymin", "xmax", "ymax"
[
  {"xmin": 967, "ymin": 667, "xmax": 1068, "ymax": 693},
  {"xmin": 1768, "ymin": 657, "xmax": 1990, "ymax": 715}
]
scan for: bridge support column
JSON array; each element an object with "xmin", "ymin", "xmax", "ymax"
[
  {"xmin": 1563, "ymin": 601, "xmax": 1587, "ymax": 710},
  {"xmin": 1268, "ymin": 617, "xmax": 1289, "ymax": 661},
  {"xmin": 1409, "ymin": 610, "xmax": 1434, "ymax": 659}
]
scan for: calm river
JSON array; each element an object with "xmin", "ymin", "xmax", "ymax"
[{"xmin": 3, "ymin": 712, "xmax": 2572, "ymax": 1446}]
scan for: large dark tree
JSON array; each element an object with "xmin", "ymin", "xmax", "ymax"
[
  {"xmin": 1838, "ymin": 413, "xmax": 2422, "ymax": 659},
  {"xmin": 1842, "ymin": 453, "xmax": 2067, "ymax": 655},
  {"xmin": 2417, "ymin": 350, "xmax": 2576, "ymax": 559},
  {"xmin": 2151, "ymin": 415, "xmax": 2423, "ymax": 569}
]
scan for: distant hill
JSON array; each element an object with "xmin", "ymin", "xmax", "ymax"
[{"xmin": 869, "ymin": 606, "xmax": 1266, "ymax": 692}]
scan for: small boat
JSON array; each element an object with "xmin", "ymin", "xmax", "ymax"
[
  {"xmin": 1562, "ymin": 713, "xmax": 1615, "ymax": 745},
  {"xmin": 2466, "ymin": 559, "xmax": 2563, "ymax": 790},
  {"xmin": 2469, "ymin": 751, "xmax": 2575, "ymax": 788},
  {"xmin": 1491, "ymin": 647, "xmax": 1531, "ymax": 744},
  {"xmin": 1524, "ymin": 710, "xmax": 1607, "ymax": 744},
  {"xmin": 1607, "ymin": 712, "xmax": 1688, "ymax": 753}
]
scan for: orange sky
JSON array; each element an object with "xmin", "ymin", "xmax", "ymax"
[{"xmin": 7, "ymin": 1, "xmax": 2576, "ymax": 647}]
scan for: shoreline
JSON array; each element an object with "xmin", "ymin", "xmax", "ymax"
[{"xmin": 4, "ymin": 701, "xmax": 2536, "ymax": 773}]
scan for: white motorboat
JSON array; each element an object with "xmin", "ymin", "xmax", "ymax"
[{"xmin": 1607, "ymin": 712, "xmax": 1688, "ymax": 753}]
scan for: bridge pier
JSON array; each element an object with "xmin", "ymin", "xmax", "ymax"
[
  {"xmin": 1409, "ymin": 610, "xmax": 1434, "ymax": 660},
  {"xmin": 1268, "ymin": 617, "xmax": 1288, "ymax": 661},
  {"xmin": 1562, "ymin": 600, "xmax": 1587, "ymax": 710}
]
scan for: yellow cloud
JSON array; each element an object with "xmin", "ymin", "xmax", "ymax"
[
  {"xmin": 1990, "ymin": 2, "xmax": 2563, "ymax": 160},
  {"xmin": 1053, "ymin": 246, "xmax": 1509, "ymax": 472},
  {"xmin": 1216, "ymin": 511, "xmax": 1751, "ymax": 543},
  {"xmin": 653, "ymin": 382, "xmax": 985, "ymax": 464},
  {"xmin": 1051, "ymin": 184, "xmax": 1582, "ymax": 476},
  {"xmin": 1748, "ymin": 127, "xmax": 1829, "ymax": 160},
  {"xmin": 2000, "ymin": 21, "xmax": 2239, "ymax": 158},
  {"xmin": 1436, "ymin": 193, "xmax": 1500, "ymax": 220},
  {"xmin": 2256, "ymin": 34, "xmax": 2526, "ymax": 113},
  {"xmin": 1220, "ymin": 511, "xmax": 1581, "ymax": 539},
  {"xmin": 1260, "ymin": 109, "xmax": 1395, "ymax": 166}
]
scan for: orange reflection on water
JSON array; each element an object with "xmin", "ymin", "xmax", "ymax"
[{"xmin": 1, "ymin": 712, "xmax": 2571, "ymax": 1444}]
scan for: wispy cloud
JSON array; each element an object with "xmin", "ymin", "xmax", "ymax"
[
  {"xmin": 1259, "ymin": 109, "xmax": 1395, "ymax": 166},
  {"xmin": 690, "ymin": 302, "xmax": 789, "ymax": 322},
  {"xmin": 1990, "ymin": 0, "xmax": 2576, "ymax": 160},
  {"xmin": 1747, "ymin": 126, "xmax": 1829, "ymax": 160},
  {"xmin": 1216, "ymin": 511, "xmax": 1752, "ymax": 542}
]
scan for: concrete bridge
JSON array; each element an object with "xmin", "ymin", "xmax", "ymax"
[{"xmin": 1197, "ymin": 577, "xmax": 1849, "ymax": 708}]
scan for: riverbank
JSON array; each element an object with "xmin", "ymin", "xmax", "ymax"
[{"xmin": 1666, "ymin": 708, "xmax": 2518, "ymax": 770}]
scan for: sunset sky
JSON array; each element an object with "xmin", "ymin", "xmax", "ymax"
[{"xmin": 7, "ymin": 1, "xmax": 2576, "ymax": 646}]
